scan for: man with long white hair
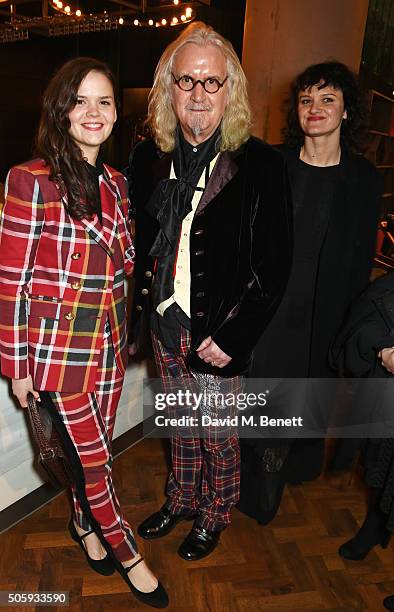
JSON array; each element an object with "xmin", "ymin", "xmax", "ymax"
[{"xmin": 128, "ymin": 22, "xmax": 292, "ymax": 561}]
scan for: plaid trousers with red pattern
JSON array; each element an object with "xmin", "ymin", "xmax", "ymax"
[
  {"xmin": 48, "ymin": 324, "xmax": 137, "ymax": 562},
  {"xmin": 152, "ymin": 327, "xmax": 242, "ymax": 531}
]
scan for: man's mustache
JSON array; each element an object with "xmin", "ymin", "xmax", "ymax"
[{"xmin": 185, "ymin": 104, "xmax": 212, "ymax": 111}]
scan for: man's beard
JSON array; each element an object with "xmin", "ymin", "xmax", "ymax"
[
  {"xmin": 186, "ymin": 105, "xmax": 211, "ymax": 137},
  {"xmin": 191, "ymin": 118, "xmax": 204, "ymax": 138}
]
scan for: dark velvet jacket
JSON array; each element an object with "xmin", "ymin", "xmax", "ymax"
[{"xmin": 127, "ymin": 135, "xmax": 292, "ymax": 377}]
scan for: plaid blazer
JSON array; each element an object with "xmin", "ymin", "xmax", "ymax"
[{"xmin": 0, "ymin": 159, "xmax": 135, "ymax": 392}]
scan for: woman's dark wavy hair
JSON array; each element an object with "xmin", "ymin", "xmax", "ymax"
[
  {"xmin": 35, "ymin": 57, "xmax": 117, "ymax": 220},
  {"xmin": 283, "ymin": 61, "xmax": 368, "ymax": 153}
]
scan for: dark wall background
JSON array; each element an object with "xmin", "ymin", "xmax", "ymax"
[{"xmin": 0, "ymin": 0, "xmax": 246, "ymax": 180}]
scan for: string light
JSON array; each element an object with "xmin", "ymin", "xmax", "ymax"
[
  {"xmin": 2, "ymin": 1, "xmax": 195, "ymax": 43},
  {"xmin": 46, "ymin": 2, "xmax": 195, "ymax": 30}
]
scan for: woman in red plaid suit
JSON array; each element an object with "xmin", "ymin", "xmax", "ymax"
[{"xmin": 0, "ymin": 58, "xmax": 167, "ymax": 609}]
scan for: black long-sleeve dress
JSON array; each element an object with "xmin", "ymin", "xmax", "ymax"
[{"xmin": 238, "ymin": 145, "xmax": 382, "ymax": 524}]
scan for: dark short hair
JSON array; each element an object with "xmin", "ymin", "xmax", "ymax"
[
  {"xmin": 283, "ymin": 61, "xmax": 367, "ymax": 153},
  {"xmin": 35, "ymin": 57, "xmax": 117, "ymax": 220}
]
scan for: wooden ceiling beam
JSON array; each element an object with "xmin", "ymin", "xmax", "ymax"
[
  {"xmin": 109, "ymin": 0, "xmax": 140, "ymax": 10},
  {"xmin": 0, "ymin": 0, "xmax": 38, "ymax": 5}
]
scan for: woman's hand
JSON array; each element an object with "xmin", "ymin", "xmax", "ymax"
[
  {"xmin": 12, "ymin": 375, "xmax": 40, "ymax": 408},
  {"xmin": 378, "ymin": 348, "xmax": 394, "ymax": 375},
  {"xmin": 196, "ymin": 336, "xmax": 232, "ymax": 368}
]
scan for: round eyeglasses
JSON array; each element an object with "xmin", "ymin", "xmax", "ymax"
[{"xmin": 172, "ymin": 73, "xmax": 228, "ymax": 94}]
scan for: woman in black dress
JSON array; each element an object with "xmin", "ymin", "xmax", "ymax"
[{"xmin": 238, "ymin": 61, "xmax": 382, "ymax": 524}]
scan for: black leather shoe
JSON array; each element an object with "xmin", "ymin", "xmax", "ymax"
[
  {"xmin": 137, "ymin": 506, "xmax": 196, "ymax": 540},
  {"xmin": 68, "ymin": 519, "xmax": 115, "ymax": 576},
  {"xmin": 178, "ymin": 525, "xmax": 221, "ymax": 561}
]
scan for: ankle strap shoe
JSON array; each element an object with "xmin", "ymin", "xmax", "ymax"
[
  {"xmin": 68, "ymin": 518, "xmax": 115, "ymax": 576},
  {"xmin": 121, "ymin": 556, "xmax": 169, "ymax": 608}
]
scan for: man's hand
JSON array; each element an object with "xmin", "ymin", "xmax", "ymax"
[
  {"xmin": 378, "ymin": 348, "xmax": 394, "ymax": 375},
  {"xmin": 12, "ymin": 375, "xmax": 40, "ymax": 408},
  {"xmin": 196, "ymin": 336, "xmax": 232, "ymax": 368},
  {"xmin": 129, "ymin": 342, "xmax": 139, "ymax": 357}
]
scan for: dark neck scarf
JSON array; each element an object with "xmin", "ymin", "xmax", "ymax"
[{"xmin": 147, "ymin": 125, "xmax": 221, "ymax": 257}]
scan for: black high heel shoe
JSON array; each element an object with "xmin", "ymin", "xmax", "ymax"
[
  {"xmin": 68, "ymin": 519, "xmax": 115, "ymax": 576},
  {"xmin": 120, "ymin": 556, "xmax": 169, "ymax": 609},
  {"xmin": 338, "ymin": 502, "xmax": 391, "ymax": 561},
  {"xmin": 338, "ymin": 528, "xmax": 391, "ymax": 560}
]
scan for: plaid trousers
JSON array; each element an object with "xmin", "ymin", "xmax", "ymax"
[
  {"xmin": 48, "ymin": 320, "xmax": 137, "ymax": 562},
  {"xmin": 152, "ymin": 327, "xmax": 242, "ymax": 531}
]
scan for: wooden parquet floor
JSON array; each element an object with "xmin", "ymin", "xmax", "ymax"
[{"xmin": 1, "ymin": 437, "xmax": 394, "ymax": 612}]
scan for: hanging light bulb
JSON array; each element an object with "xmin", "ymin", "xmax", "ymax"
[{"xmin": 47, "ymin": 1, "xmax": 192, "ymax": 34}]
